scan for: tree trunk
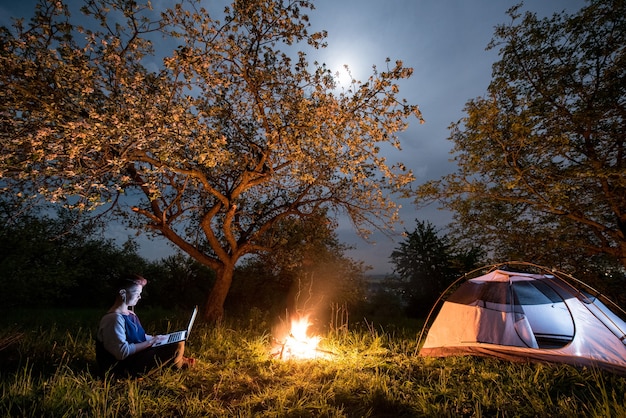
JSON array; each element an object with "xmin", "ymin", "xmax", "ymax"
[{"xmin": 203, "ymin": 264, "xmax": 234, "ymax": 322}]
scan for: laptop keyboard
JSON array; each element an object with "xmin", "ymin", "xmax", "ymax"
[{"xmin": 167, "ymin": 331, "xmax": 184, "ymax": 343}]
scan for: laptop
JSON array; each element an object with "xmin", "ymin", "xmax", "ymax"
[{"xmin": 152, "ymin": 306, "xmax": 198, "ymax": 347}]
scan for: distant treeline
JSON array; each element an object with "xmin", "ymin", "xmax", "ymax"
[
  {"xmin": 0, "ymin": 211, "xmax": 410, "ymax": 325},
  {"xmin": 0, "ymin": 211, "xmax": 215, "ymax": 311}
]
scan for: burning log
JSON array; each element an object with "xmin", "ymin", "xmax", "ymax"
[
  {"xmin": 270, "ymin": 315, "xmax": 336, "ymax": 360},
  {"xmin": 271, "ymin": 335, "xmax": 336, "ymax": 360}
]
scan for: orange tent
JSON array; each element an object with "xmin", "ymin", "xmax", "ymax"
[{"xmin": 419, "ymin": 264, "xmax": 626, "ymax": 374}]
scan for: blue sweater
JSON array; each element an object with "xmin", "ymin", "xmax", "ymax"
[{"xmin": 97, "ymin": 311, "xmax": 151, "ymax": 360}]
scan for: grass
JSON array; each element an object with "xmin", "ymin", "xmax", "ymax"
[{"xmin": 1, "ymin": 308, "xmax": 625, "ymax": 417}]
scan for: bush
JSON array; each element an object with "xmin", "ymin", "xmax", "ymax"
[{"xmin": 0, "ymin": 213, "xmax": 149, "ymax": 308}]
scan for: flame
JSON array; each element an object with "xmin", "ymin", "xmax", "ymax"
[{"xmin": 273, "ymin": 315, "xmax": 329, "ymax": 360}]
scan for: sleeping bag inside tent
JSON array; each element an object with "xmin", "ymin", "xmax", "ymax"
[{"xmin": 419, "ymin": 268, "xmax": 626, "ymax": 374}]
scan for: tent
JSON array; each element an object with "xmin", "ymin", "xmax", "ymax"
[{"xmin": 418, "ymin": 264, "xmax": 626, "ymax": 374}]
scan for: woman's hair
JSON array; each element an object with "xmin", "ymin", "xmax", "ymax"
[{"xmin": 117, "ymin": 274, "xmax": 147, "ymax": 291}]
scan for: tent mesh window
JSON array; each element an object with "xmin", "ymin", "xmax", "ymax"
[
  {"xmin": 512, "ymin": 279, "xmax": 575, "ymax": 348},
  {"xmin": 512, "ymin": 280, "xmax": 562, "ymax": 305}
]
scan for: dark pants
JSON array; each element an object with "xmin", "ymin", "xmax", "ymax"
[{"xmin": 96, "ymin": 340, "xmax": 185, "ymax": 378}]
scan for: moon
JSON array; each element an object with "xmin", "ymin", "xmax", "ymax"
[{"xmin": 323, "ymin": 50, "xmax": 365, "ymax": 90}]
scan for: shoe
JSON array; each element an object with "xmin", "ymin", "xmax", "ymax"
[{"xmin": 181, "ymin": 356, "xmax": 196, "ymax": 369}]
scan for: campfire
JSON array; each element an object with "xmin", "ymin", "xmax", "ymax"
[{"xmin": 271, "ymin": 314, "xmax": 334, "ymax": 360}]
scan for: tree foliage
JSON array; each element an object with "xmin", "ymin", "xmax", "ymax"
[
  {"xmin": 0, "ymin": 0, "xmax": 422, "ymax": 320},
  {"xmin": 142, "ymin": 253, "xmax": 216, "ymax": 310},
  {"xmin": 389, "ymin": 220, "xmax": 483, "ymax": 317},
  {"xmin": 0, "ymin": 206, "xmax": 148, "ymax": 308},
  {"xmin": 228, "ymin": 210, "xmax": 368, "ymax": 325},
  {"xmin": 416, "ymin": 0, "xmax": 626, "ymax": 273}
]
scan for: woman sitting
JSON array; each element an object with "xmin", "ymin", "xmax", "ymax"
[{"xmin": 96, "ymin": 274, "xmax": 195, "ymax": 377}]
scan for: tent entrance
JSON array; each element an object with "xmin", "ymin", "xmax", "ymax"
[
  {"xmin": 449, "ymin": 277, "xmax": 577, "ymax": 349},
  {"xmin": 511, "ymin": 279, "xmax": 575, "ymax": 348}
]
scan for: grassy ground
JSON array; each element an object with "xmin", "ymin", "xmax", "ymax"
[{"xmin": 1, "ymin": 308, "xmax": 625, "ymax": 417}]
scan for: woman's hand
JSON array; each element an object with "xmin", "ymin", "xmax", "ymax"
[{"xmin": 136, "ymin": 337, "xmax": 158, "ymax": 352}]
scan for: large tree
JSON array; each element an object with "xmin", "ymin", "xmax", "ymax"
[
  {"xmin": 0, "ymin": 0, "xmax": 421, "ymax": 320},
  {"xmin": 416, "ymin": 0, "xmax": 626, "ymax": 272}
]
